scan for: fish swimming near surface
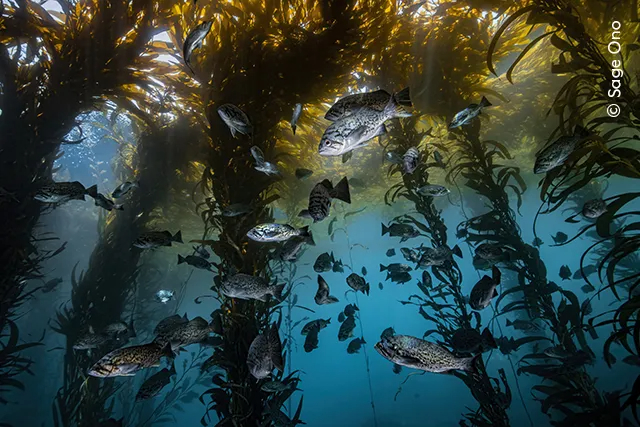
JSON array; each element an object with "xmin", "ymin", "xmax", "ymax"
[
  {"xmin": 133, "ymin": 230, "xmax": 182, "ymax": 249},
  {"xmin": 381, "ymin": 223, "xmax": 420, "ymax": 242},
  {"xmin": 295, "ymin": 168, "xmax": 314, "ymax": 180},
  {"xmin": 221, "ymin": 273, "xmax": 284, "ymax": 302},
  {"xmin": 221, "ymin": 203, "xmax": 253, "ymax": 217},
  {"xmin": 375, "ymin": 335, "xmax": 478, "ymax": 373},
  {"xmin": 314, "ymin": 275, "xmax": 339, "ymax": 305},
  {"xmin": 347, "ymin": 337, "xmax": 366, "ymax": 354},
  {"xmin": 218, "ymin": 103, "xmax": 252, "ymax": 138},
  {"xmin": 135, "ymin": 362, "xmax": 176, "ymax": 401},
  {"xmin": 183, "ymin": 21, "xmax": 213, "ymax": 73},
  {"xmin": 346, "ymin": 273, "xmax": 370, "ymax": 295},
  {"xmin": 324, "ymin": 87, "xmax": 411, "ymax": 121},
  {"xmin": 247, "ymin": 224, "xmax": 313, "ymax": 243},
  {"xmin": 34, "ymin": 181, "xmax": 97, "ymax": 203},
  {"xmin": 318, "ymin": 95, "xmax": 412, "ymax": 157},
  {"xmin": 551, "ymin": 231, "xmax": 568, "ymax": 244},
  {"xmin": 178, "ymin": 254, "xmax": 213, "ymax": 271},
  {"xmin": 42, "ymin": 278, "xmax": 63, "ymax": 293},
  {"xmin": 449, "ymin": 96, "xmax": 492, "ymax": 128},
  {"xmin": 111, "ymin": 181, "xmax": 138, "ymax": 199},
  {"xmin": 534, "ymin": 125, "xmax": 590, "ymax": 174},
  {"xmin": 402, "ymin": 147, "xmax": 420, "ymax": 174},
  {"xmin": 155, "ymin": 290, "xmax": 175, "ymax": 304},
  {"xmin": 417, "ymin": 184, "xmax": 449, "ymax": 197},
  {"xmin": 338, "ymin": 315, "xmax": 357, "ymax": 341},
  {"xmin": 87, "ymin": 342, "xmax": 174, "ymax": 378},
  {"xmin": 250, "ymin": 146, "xmax": 280, "ymax": 176},
  {"xmin": 469, "ymin": 266, "xmax": 501, "ymax": 311},
  {"xmin": 559, "ymin": 265, "xmax": 572, "ymax": 280},
  {"xmin": 299, "ymin": 177, "xmax": 351, "ymax": 223},
  {"xmin": 291, "ymin": 103, "xmax": 303, "ymax": 135},
  {"xmin": 301, "ymin": 319, "xmax": 331, "ymax": 335},
  {"xmin": 582, "ymin": 198, "xmax": 607, "ymax": 219},
  {"xmin": 247, "ymin": 323, "xmax": 284, "ymax": 379}
]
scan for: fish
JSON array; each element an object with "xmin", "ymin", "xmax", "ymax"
[
  {"xmin": 346, "ymin": 273, "xmax": 370, "ymax": 295},
  {"xmin": 218, "ymin": 104, "xmax": 252, "ymax": 138},
  {"xmin": 474, "ymin": 243, "xmax": 504, "ymax": 261},
  {"xmin": 318, "ymin": 95, "xmax": 411, "ymax": 156},
  {"xmin": 154, "ymin": 314, "xmax": 188, "ymax": 335},
  {"xmin": 402, "ymin": 147, "xmax": 420, "ymax": 174},
  {"xmin": 324, "ymin": 87, "xmax": 411, "ymax": 121},
  {"xmin": 361, "ymin": 266, "xmax": 368, "ymax": 276},
  {"xmin": 221, "ymin": 273, "xmax": 284, "ymax": 302},
  {"xmin": 92, "ymin": 193, "xmax": 124, "ymax": 211},
  {"xmin": 111, "ymin": 181, "xmax": 138, "ymax": 199},
  {"xmin": 400, "ymin": 247, "xmax": 419, "ymax": 263},
  {"xmin": 559, "ymin": 265, "xmax": 572, "ymax": 280},
  {"xmin": 375, "ymin": 335, "xmax": 478, "ymax": 373},
  {"xmin": 247, "ymin": 324, "xmax": 284, "ymax": 379},
  {"xmin": 386, "ymin": 248, "xmax": 396, "ymax": 257},
  {"xmin": 379, "ymin": 263, "xmax": 412, "ymax": 273},
  {"xmin": 42, "ymin": 278, "xmax": 63, "ymax": 293},
  {"xmin": 581, "ymin": 283, "xmax": 596, "ymax": 293},
  {"xmin": 275, "ymin": 236, "xmax": 308, "ymax": 262},
  {"xmin": 155, "ymin": 290, "xmax": 175, "ymax": 304},
  {"xmin": 449, "ymin": 96, "xmax": 492, "ymax": 128},
  {"xmin": 291, "ymin": 103, "xmax": 303, "ymax": 134},
  {"xmin": 385, "ymin": 151, "xmax": 403, "ymax": 164},
  {"xmin": 133, "ymin": 230, "xmax": 182, "ymax": 249},
  {"xmin": 301, "ymin": 319, "xmax": 331, "ymax": 335},
  {"xmin": 135, "ymin": 362, "xmax": 176, "ymax": 401},
  {"xmin": 314, "ymin": 252, "xmax": 335, "ymax": 272},
  {"xmin": 417, "ymin": 184, "xmax": 449, "ymax": 197},
  {"xmin": 573, "ymin": 264, "xmax": 597, "ymax": 279},
  {"xmin": 221, "ymin": 203, "xmax": 253, "ymax": 217},
  {"xmin": 381, "ymin": 222, "xmax": 420, "ymax": 242},
  {"xmin": 582, "ymin": 198, "xmax": 607, "ymax": 219},
  {"xmin": 87, "ymin": 342, "xmax": 174, "ymax": 378},
  {"xmin": 347, "ymin": 337, "xmax": 366, "ymax": 354},
  {"xmin": 34, "ymin": 181, "xmax": 97, "ymax": 203},
  {"xmin": 392, "ymin": 364, "xmax": 402, "ymax": 374},
  {"xmin": 380, "ymin": 327, "xmax": 395, "ymax": 340},
  {"xmin": 420, "ymin": 271, "xmax": 432, "ymax": 288},
  {"xmin": 247, "ymin": 224, "xmax": 313, "ymax": 243},
  {"xmin": 178, "ymin": 254, "xmax": 213, "ymax": 271},
  {"xmin": 417, "ymin": 245, "xmax": 462, "ymax": 268},
  {"xmin": 73, "ymin": 331, "xmax": 114, "ymax": 350},
  {"xmin": 378, "ymin": 282, "xmax": 384, "ymax": 290},
  {"xmin": 552, "ymin": 232, "xmax": 568, "ymax": 244},
  {"xmin": 295, "ymin": 168, "xmax": 314, "ymax": 180},
  {"xmin": 338, "ymin": 315, "xmax": 357, "ymax": 341},
  {"xmin": 102, "ymin": 320, "xmax": 136, "ymax": 338},
  {"xmin": 506, "ymin": 319, "xmax": 540, "ymax": 331},
  {"xmin": 183, "ymin": 21, "xmax": 213, "ymax": 73},
  {"xmin": 343, "ymin": 303, "xmax": 359, "ymax": 317},
  {"xmin": 314, "ymin": 275, "xmax": 339, "ymax": 305},
  {"xmin": 192, "ymin": 245, "xmax": 210, "ymax": 259},
  {"xmin": 304, "ymin": 328, "xmax": 319, "ymax": 353},
  {"xmin": 386, "ymin": 271, "xmax": 412, "ymax": 284},
  {"xmin": 532, "ymin": 237, "xmax": 544, "ymax": 247},
  {"xmin": 433, "ymin": 151, "xmax": 446, "ymax": 168},
  {"xmin": 534, "ymin": 125, "xmax": 590, "ymax": 174},
  {"xmin": 299, "ymin": 177, "xmax": 351, "ymax": 223},
  {"xmin": 261, "ymin": 380, "xmax": 294, "ymax": 393},
  {"xmin": 342, "ymin": 151, "xmax": 353, "ymax": 164},
  {"xmin": 338, "ymin": 312, "xmax": 346, "ymax": 322},
  {"xmin": 250, "ymin": 146, "xmax": 280, "ymax": 176},
  {"xmin": 450, "ymin": 328, "xmax": 496, "ymax": 353},
  {"xmin": 332, "ymin": 260, "xmax": 345, "ymax": 273},
  {"xmin": 154, "ymin": 316, "xmax": 213, "ymax": 351},
  {"xmin": 469, "ymin": 266, "xmax": 501, "ymax": 311}
]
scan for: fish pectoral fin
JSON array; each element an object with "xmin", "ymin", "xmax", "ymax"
[{"xmin": 346, "ymin": 126, "xmax": 368, "ymax": 145}]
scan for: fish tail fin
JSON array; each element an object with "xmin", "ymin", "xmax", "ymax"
[
  {"xmin": 492, "ymin": 265, "xmax": 501, "ymax": 284},
  {"xmin": 270, "ymin": 324, "xmax": 284, "ymax": 372},
  {"xmin": 379, "ymin": 264, "xmax": 387, "ymax": 272},
  {"xmin": 382, "ymin": 223, "xmax": 389, "ymax": 236},
  {"xmin": 178, "ymin": 255, "xmax": 186, "ymax": 265},
  {"xmin": 481, "ymin": 327, "xmax": 497, "ymax": 349},
  {"xmin": 383, "ymin": 95, "xmax": 412, "ymax": 119},
  {"xmin": 394, "ymin": 87, "xmax": 412, "ymax": 107},
  {"xmin": 86, "ymin": 185, "xmax": 98, "ymax": 198},
  {"xmin": 173, "ymin": 231, "xmax": 183, "ymax": 243},
  {"xmin": 331, "ymin": 176, "xmax": 351, "ymax": 203},
  {"xmin": 292, "ymin": 124, "xmax": 297, "ymax": 135},
  {"xmin": 365, "ymin": 283, "xmax": 370, "ymax": 295},
  {"xmin": 479, "ymin": 96, "xmax": 492, "ymax": 108},
  {"xmin": 273, "ymin": 283, "xmax": 285, "ymax": 301},
  {"xmin": 461, "ymin": 354, "xmax": 481, "ymax": 373},
  {"xmin": 298, "ymin": 226, "xmax": 314, "ymax": 245},
  {"xmin": 452, "ymin": 244, "xmax": 462, "ymax": 258}
]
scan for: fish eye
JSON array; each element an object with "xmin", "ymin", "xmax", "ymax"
[{"xmin": 325, "ymin": 141, "xmax": 330, "ymax": 146}]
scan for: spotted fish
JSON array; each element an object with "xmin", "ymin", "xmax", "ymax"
[
  {"xmin": 582, "ymin": 198, "xmax": 607, "ymax": 219},
  {"xmin": 34, "ymin": 181, "xmax": 97, "ymax": 203},
  {"xmin": 218, "ymin": 104, "xmax": 252, "ymax": 138},
  {"xmin": 221, "ymin": 273, "xmax": 284, "ymax": 302},
  {"xmin": 154, "ymin": 316, "xmax": 212, "ymax": 352},
  {"xmin": 469, "ymin": 266, "xmax": 501, "ymax": 311},
  {"xmin": 299, "ymin": 177, "xmax": 350, "ymax": 223},
  {"xmin": 247, "ymin": 224, "xmax": 313, "ymax": 243},
  {"xmin": 314, "ymin": 275, "xmax": 339, "ymax": 305},
  {"xmin": 534, "ymin": 125, "xmax": 590, "ymax": 174},
  {"xmin": 402, "ymin": 147, "xmax": 419, "ymax": 174},
  {"xmin": 449, "ymin": 96, "xmax": 492, "ymax": 128},
  {"xmin": 135, "ymin": 363, "xmax": 176, "ymax": 401},
  {"xmin": 247, "ymin": 323, "xmax": 284, "ymax": 379},
  {"xmin": 87, "ymin": 342, "xmax": 174, "ymax": 378},
  {"xmin": 324, "ymin": 88, "xmax": 411, "ymax": 121},
  {"xmin": 375, "ymin": 335, "xmax": 478, "ymax": 373},
  {"xmin": 133, "ymin": 230, "xmax": 182, "ymax": 249},
  {"xmin": 183, "ymin": 21, "xmax": 213, "ymax": 73}
]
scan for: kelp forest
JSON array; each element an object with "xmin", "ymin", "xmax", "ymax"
[{"xmin": 1, "ymin": 0, "xmax": 639, "ymax": 426}]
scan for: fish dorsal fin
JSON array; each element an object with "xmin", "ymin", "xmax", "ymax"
[{"xmin": 493, "ymin": 288, "xmax": 498, "ymax": 297}]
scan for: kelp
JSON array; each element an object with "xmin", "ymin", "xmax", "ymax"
[{"xmin": 383, "ymin": 117, "xmax": 511, "ymax": 426}]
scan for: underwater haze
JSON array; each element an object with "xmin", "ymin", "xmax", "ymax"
[{"xmin": 1, "ymin": 1, "xmax": 640, "ymax": 427}]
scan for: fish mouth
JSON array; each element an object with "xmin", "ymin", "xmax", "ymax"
[{"xmin": 374, "ymin": 339, "xmax": 395, "ymax": 361}]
